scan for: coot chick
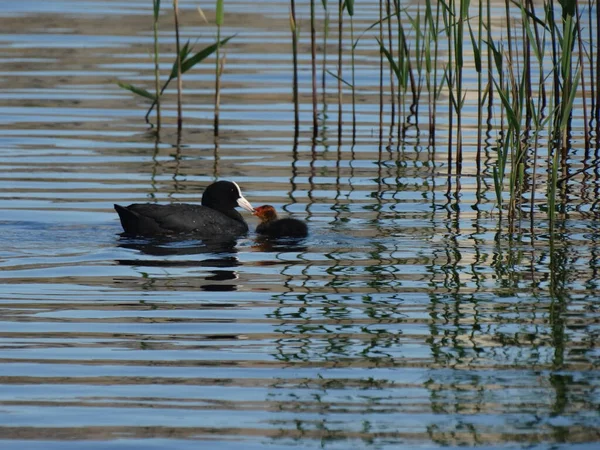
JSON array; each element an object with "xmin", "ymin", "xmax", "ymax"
[
  {"xmin": 114, "ymin": 180, "xmax": 254, "ymax": 237},
  {"xmin": 253, "ymin": 205, "xmax": 308, "ymax": 238}
]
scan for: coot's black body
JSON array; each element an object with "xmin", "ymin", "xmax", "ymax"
[
  {"xmin": 114, "ymin": 181, "xmax": 254, "ymax": 237},
  {"xmin": 254, "ymin": 205, "xmax": 308, "ymax": 238}
]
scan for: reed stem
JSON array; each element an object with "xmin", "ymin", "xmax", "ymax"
[
  {"xmin": 322, "ymin": 2, "xmax": 329, "ymax": 99},
  {"xmin": 290, "ymin": 0, "xmax": 299, "ymax": 134},
  {"xmin": 379, "ymin": 0, "xmax": 384, "ymax": 142},
  {"xmin": 153, "ymin": 0, "xmax": 161, "ymax": 133},
  {"xmin": 386, "ymin": 0, "xmax": 395, "ymax": 132},
  {"xmin": 214, "ymin": 0, "xmax": 224, "ymax": 136},
  {"xmin": 347, "ymin": 0, "xmax": 356, "ymax": 140},
  {"xmin": 337, "ymin": 0, "xmax": 343, "ymax": 139},
  {"xmin": 310, "ymin": 0, "xmax": 319, "ymax": 137},
  {"xmin": 173, "ymin": 0, "xmax": 183, "ymax": 134}
]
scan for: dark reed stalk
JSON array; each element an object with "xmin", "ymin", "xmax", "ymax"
[
  {"xmin": 586, "ymin": 0, "xmax": 595, "ymax": 126},
  {"xmin": 547, "ymin": 2, "xmax": 560, "ymax": 137},
  {"xmin": 548, "ymin": 145, "xmax": 559, "ymax": 229},
  {"xmin": 290, "ymin": 0, "xmax": 299, "ymax": 134},
  {"xmin": 596, "ymin": 0, "xmax": 600, "ymax": 139},
  {"xmin": 214, "ymin": 55, "xmax": 225, "ymax": 136},
  {"xmin": 506, "ymin": 50, "xmax": 529, "ymax": 221},
  {"xmin": 520, "ymin": 0, "xmax": 546, "ymax": 228},
  {"xmin": 337, "ymin": 0, "xmax": 343, "ymax": 139},
  {"xmin": 485, "ymin": 0, "xmax": 494, "ymax": 153},
  {"xmin": 427, "ymin": 0, "xmax": 441, "ymax": 144},
  {"xmin": 153, "ymin": 0, "xmax": 161, "ymax": 133},
  {"xmin": 424, "ymin": 0, "xmax": 433, "ymax": 141},
  {"xmin": 537, "ymin": 1, "xmax": 580, "ymax": 225},
  {"xmin": 504, "ymin": 0, "xmax": 514, "ymax": 63},
  {"xmin": 474, "ymin": 0, "xmax": 482, "ymax": 196},
  {"xmin": 509, "ymin": 23, "xmax": 527, "ymax": 225},
  {"xmin": 385, "ymin": 0, "xmax": 395, "ymax": 131},
  {"xmin": 310, "ymin": 0, "xmax": 318, "ymax": 137},
  {"xmin": 150, "ymin": 136, "xmax": 160, "ymax": 199},
  {"xmin": 379, "ymin": 0, "xmax": 384, "ymax": 142},
  {"xmin": 527, "ymin": 0, "xmax": 547, "ymax": 110},
  {"xmin": 375, "ymin": 15, "xmax": 418, "ymax": 140},
  {"xmin": 442, "ymin": 2, "xmax": 453, "ymax": 183},
  {"xmin": 393, "ymin": 0, "xmax": 403, "ymax": 136},
  {"xmin": 453, "ymin": 0, "xmax": 466, "ymax": 175},
  {"xmin": 173, "ymin": 0, "xmax": 183, "ymax": 134},
  {"xmin": 397, "ymin": 6, "xmax": 418, "ymax": 134},
  {"xmin": 213, "ymin": 138, "xmax": 220, "ymax": 179},
  {"xmin": 575, "ymin": 3, "xmax": 589, "ymax": 157},
  {"xmin": 172, "ymin": 136, "xmax": 182, "ymax": 195},
  {"xmin": 502, "ymin": 4, "xmax": 518, "ymax": 224},
  {"xmin": 214, "ymin": 0, "xmax": 224, "ymax": 136},
  {"xmin": 543, "ymin": 2, "xmax": 560, "ymax": 226},
  {"xmin": 523, "ymin": 24, "xmax": 533, "ymax": 142},
  {"xmin": 321, "ymin": 1, "xmax": 330, "ymax": 100},
  {"xmin": 347, "ymin": 0, "xmax": 356, "ymax": 140},
  {"xmin": 583, "ymin": 0, "xmax": 600, "ymax": 198},
  {"xmin": 487, "ymin": 36, "xmax": 514, "ymax": 216},
  {"xmin": 518, "ymin": 55, "xmax": 529, "ymax": 228},
  {"xmin": 410, "ymin": 5, "xmax": 425, "ymax": 128},
  {"xmin": 557, "ymin": 2, "xmax": 577, "ymax": 175},
  {"xmin": 289, "ymin": 137, "xmax": 300, "ymax": 207}
]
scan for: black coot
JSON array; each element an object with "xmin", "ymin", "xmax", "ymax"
[
  {"xmin": 253, "ymin": 205, "xmax": 308, "ymax": 238},
  {"xmin": 114, "ymin": 180, "xmax": 254, "ymax": 236}
]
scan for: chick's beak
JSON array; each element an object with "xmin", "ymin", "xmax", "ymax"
[{"xmin": 237, "ymin": 195, "xmax": 255, "ymax": 213}]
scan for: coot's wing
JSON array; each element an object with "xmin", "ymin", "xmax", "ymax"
[
  {"xmin": 117, "ymin": 203, "xmax": 248, "ymax": 235},
  {"xmin": 143, "ymin": 204, "xmax": 211, "ymax": 233}
]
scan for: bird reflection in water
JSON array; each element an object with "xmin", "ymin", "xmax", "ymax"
[
  {"xmin": 116, "ymin": 235, "xmax": 241, "ymax": 292},
  {"xmin": 251, "ymin": 235, "xmax": 308, "ymax": 254}
]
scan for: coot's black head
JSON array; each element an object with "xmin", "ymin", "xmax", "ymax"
[{"xmin": 202, "ymin": 180, "xmax": 254, "ymax": 213}]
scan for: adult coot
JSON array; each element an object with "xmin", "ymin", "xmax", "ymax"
[
  {"xmin": 114, "ymin": 180, "xmax": 254, "ymax": 237},
  {"xmin": 253, "ymin": 205, "xmax": 308, "ymax": 238}
]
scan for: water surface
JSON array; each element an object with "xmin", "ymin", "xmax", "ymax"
[{"xmin": 0, "ymin": 1, "xmax": 598, "ymax": 449}]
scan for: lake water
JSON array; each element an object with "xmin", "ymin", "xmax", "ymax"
[{"xmin": 0, "ymin": 1, "xmax": 599, "ymax": 449}]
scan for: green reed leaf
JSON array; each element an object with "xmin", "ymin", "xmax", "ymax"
[
  {"xmin": 346, "ymin": 0, "xmax": 354, "ymax": 16},
  {"xmin": 168, "ymin": 40, "xmax": 192, "ymax": 79},
  {"xmin": 548, "ymin": 149, "xmax": 559, "ymax": 224},
  {"xmin": 492, "ymin": 166, "xmax": 502, "ymax": 208},
  {"xmin": 181, "ymin": 35, "xmax": 235, "ymax": 74},
  {"xmin": 354, "ymin": 12, "xmax": 397, "ymax": 48},
  {"xmin": 485, "ymin": 38, "xmax": 503, "ymax": 74},
  {"xmin": 560, "ymin": 65, "xmax": 581, "ymax": 131},
  {"xmin": 117, "ymin": 82, "xmax": 156, "ymax": 101},
  {"xmin": 558, "ymin": 0, "xmax": 576, "ymax": 18},
  {"xmin": 467, "ymin": 21, "xmax": 481, "ymax": 73},
  {"xmin": 167, "ymin": 36, "xmax": 235, "ymax": 80},
  {"xmin": 510, "ymin": 0, "xmax": 548, "ymax": 30},
  {"xmin": 376, "ymin": 38, "xmax": 400, "ymax": 82},
  {"xmin": 492, "ymin": 78, "xmax": 519, "ymax": 131},
  {"xmin": 519, "ymin": 4, "xmax": 541, "ymax": 62},
  {"xmin": 518, "ymin": 162, "xmax": 525, "ymax": 188},
  {"xmin": 326, "ymin": 69, "xmax": 353, "ymax": 88}
]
